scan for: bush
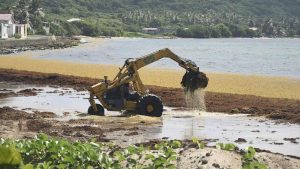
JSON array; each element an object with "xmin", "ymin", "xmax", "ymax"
[
  {"xmin": 61, "ymin": 22, "xmax": 81, "ymax": 37},
  {"xmin": 50, "ymin": 23, "xmax": 65, "ymax": 36},
  {"xmin": 14, "ymin": 34, "xmax": 21, "ymax": 39},
  {"xmin": 73, "ymin": 21, "xmax": 100, "ymax": 36},
  {"xmin": 176, "ymin": 28, "xmax": 191, "ymax": 38},
  {"xmin": 102, "ymin": 28, "xmax": 122, "ymax": 37},
  {"xmin": 35, "ymin": 27, "xmax": 47, "ymax": 35},
  {"xmin": 215, "ymin": 23, "xmax": 232, "ymax": 37},
  {"xmin": 226, "ymin": 24, "xmax": 247, "ymax": 37},
  {"xmin": 211, "ymin": 26, "xmax": 222, "ymax": 38},
  {"xmin": 27, "ymin": 28, "xmax": 34, "ymax": 35},
  {"xmin": 149, "ymin": 19, "xmax": 162, "ymax": 28},
  {"xmin": 125, "ymin": 24, "xmax": 140, "ymax": 32},
  {"xmin": 190, "ymin": 25, "xmax": 211, "ymax": 38}
]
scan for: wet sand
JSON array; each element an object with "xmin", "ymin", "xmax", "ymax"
[
  {"xmin": 1, "ymin": 106, "xmax": 300, "ymax": 168},
  {"xmin": 1, "ymin": 68, "xmax": 300, "ymax": 124},
  {"xmin": 1, "ymin": 82, "xmax": 300, "ymax": 168}
]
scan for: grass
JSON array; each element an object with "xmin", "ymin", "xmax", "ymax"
[{"xmin": 0, "ymin": 55, "xmax": 299, "ymax": 99}]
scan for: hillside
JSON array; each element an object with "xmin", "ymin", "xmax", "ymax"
[
  {"xmin": 1, "ymin": 0, "xmax": 297, "ymax": 18},
  {"xmin": 1, "ymin": 0, "xmax": 300, "ymax": 37}
]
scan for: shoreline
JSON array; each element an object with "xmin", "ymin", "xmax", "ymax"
[
  {"xmin": 0, "ymin": 36, "xmax": 79, "ymax": 54},
  {"xmin": 119, "ymin": 36, "xmax": 300, "ymax": 39}
]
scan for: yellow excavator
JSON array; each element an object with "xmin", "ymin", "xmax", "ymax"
[{"xmin": 88, "ymin": 48, "xmax": 208, "ymax": 117}]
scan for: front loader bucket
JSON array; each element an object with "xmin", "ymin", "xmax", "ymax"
[{"xmin": 181, "ymin": 71, "xmax": 209, "ymax": 92}]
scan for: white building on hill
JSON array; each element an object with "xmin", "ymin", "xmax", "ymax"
[
  {"xmin": 0, "ymin": 14, "xmax": 27, "ymax": 39},
  {"xmin": 142, "ymin": 28, "xmax": 160, "ymax": 34}
]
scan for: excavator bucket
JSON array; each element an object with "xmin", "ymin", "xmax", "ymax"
[{"xmin": 181, "ymin": 71, "xmax": 209, "ymax": 92}]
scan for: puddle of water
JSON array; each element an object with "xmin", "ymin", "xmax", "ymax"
[
  {"xmin": 158, "ymin": 111, "xmax": 300, "ymax": 157},
  {"xmin": 1, "ymin": 82, "xmax": 300, "ymax": 157},
  {"xmin": 0, "ymin": 82, "xmax": 35, "ymax": 92},
  {"xmin": 0, "ymin": 82, "xmax": 121, "ymax": 118}
]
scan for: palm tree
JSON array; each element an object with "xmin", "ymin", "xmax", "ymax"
[
  {"xmin": 29, "ymin": 0, "xmax": 45, "ymax": 29},
  {"xmin": 13, "ymin": 0, "xmax": 30, "ymax": 24}
]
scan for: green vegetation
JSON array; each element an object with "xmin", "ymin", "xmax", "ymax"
[
  {"xmin": 216, "ymin": 143, "xmax": 267, "ymax": 169},
  {"xmin": 0, "ymin": 134, "xmax": 180, "ymax": 169},
  {"xmin": 0, "ymin": 134, "xmax": 269, "ymax": 169},
  {"xmin": 14, "ymin": 34, "xmax": 21, "ymax": 39},
  {"xmin": 176, "ymin": 23, "xmax": 260, "ymax": 38},
  {"xmin": 242, "ymin": 147, "xmax": 268, "ymax": 169},
  {"xmin": 191, "ymin": 137, "xmax": 205, "ymax": 149},
  {"xmin": 216, "ymin": 143, "xmax": 237, "ymax": 151},
  {"xmin": 1, "ymin": 0, "xmax": 300, "ymax": 37}
]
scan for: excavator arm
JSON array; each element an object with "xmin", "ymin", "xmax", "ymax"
[
  {"xmin": 88, "ymin": 48, "xmax": 208, "ymax": 114},
  {"xmin": 122, "ymin": 48, "xmax": 208, "ymax": 93},
  {"xmin": 97, "ymin": 48, "xmax": 208, "ymax": 97},
  {"xmin": 133, "ymin": 48, "xmax": 199, "ymax": 72}
]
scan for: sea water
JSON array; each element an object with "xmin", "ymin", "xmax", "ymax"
[{"xmin": 23, "ymin": 38, "xmax": 300, "ymax": 78}]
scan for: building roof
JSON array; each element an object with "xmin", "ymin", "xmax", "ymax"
[
  {"xmin": 0, "ymin": 14, "xmax": 13, "ymax": 21},
  {"xmin": 142, "ymin": 28, "xmax": 159, "ymax": 31},
  {"xmin": 249, "ymin": 27, "xmax": 258, "ymax": 31},
  {"xmin": 67, "ymin": 18, "xmax": 81, "ymax": 22}
]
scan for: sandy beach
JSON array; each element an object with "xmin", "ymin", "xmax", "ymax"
[{"xmin": 0, "ymin": 55, "xmax": 299, "ymax": 100}]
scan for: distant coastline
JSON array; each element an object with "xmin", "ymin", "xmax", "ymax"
[{"xmin": 1, "ymin": 33, "xmax": 299, "ymax": 50}]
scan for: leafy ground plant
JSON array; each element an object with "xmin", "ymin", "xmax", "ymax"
[
  {"xmin": 0, "ymin": 145, "xmax": 33, "ymax": 169},
  {"xmin": 0, "ymin": 134, "xmax": 182, "ymax": 169},
  {"xmin": 216, "ymin": 143, "xmax": 237, "ymax": 151},
  {"xmin": 242, "ymin": 147, "xmax": 268, "ymax": 169},
  {"xmin": 0, "ymin": 135, "xmax": 269, "ymax": 169},
  {"xmin": 191, "ymin": 137, "xmax": 205, "ymax": 149}
]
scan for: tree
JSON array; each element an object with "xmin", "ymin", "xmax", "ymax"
[
  {"xmin": 50, "ymin": 23, "xmax": 65, "ymax": 36},
  {"xmin": 149, "ymin": 18, "xmax": 162, "ymax": 28},
  {"xmin": 215, "ymin": 23, "xmax": 232, "ymax": 37},
  {"xmin": 190, "ymin": 25, "xmax": 210, "ymax": 38},
  {"xmin": 248, "ymin": 20, "xmax": 255, "ymax": 27},
  {"xmin": 13, "ymin": 0, "xmax": 30, "ymax": 24},
  {"xmin": 176, "ymin": 28, "xmax": 191, "ymax": 38},
  {"xmin": 62, "ymin": 22, "xmax": 80, "ymax": 36},
  {"xmin": 211, "ymin": 26, "xmax": 221, "ymax": 38},
  {"xmin": 13, "ymin": 0, "xmax": 45, "ymax": 34},
  {"xmin": 246, "ymin": 29, "xmax": 261, "ymax": 38},
  {"xmin": 226, "ymin": 24, "xmax": 247, "ymax": 37},
  {"xmin": 29, "ymin": 0, "xmax": 40, "ymax": 14},
  {"xmin": 262, "ymin": 19, "xmax": 274, "ymax": 37}
]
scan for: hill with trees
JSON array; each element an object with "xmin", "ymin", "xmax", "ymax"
[{"xmin": 1, "ymin": 0, "xmax": 300, "ymax": 38}]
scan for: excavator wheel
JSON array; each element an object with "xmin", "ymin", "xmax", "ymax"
[
  {"xmin": 88, "ymin": 104, "xmax": 105, "ymax": 116},
  {"xmin": 137, "ymin": 94, "xmax": 163, "ymax": 117}
]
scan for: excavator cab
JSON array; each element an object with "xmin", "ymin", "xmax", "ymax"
[
  {"xmin": 88, "ymin": 48, "xmax": 208, "ymax": 117},
  {"xmin": 103, "ymin": 83, "xmax": 141, "ymax": 109},
  {"xmin": 103, "ymin": 85, "xmax": 125, "ymax": 109}
]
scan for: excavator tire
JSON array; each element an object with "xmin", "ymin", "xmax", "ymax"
[
  {"xmin": 137, "ymin": 94, "xmax": 163, "ymax": 117},
  {"xmin": 88, "ymin": 104, "xmax": 105, "ymax": 116}
]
